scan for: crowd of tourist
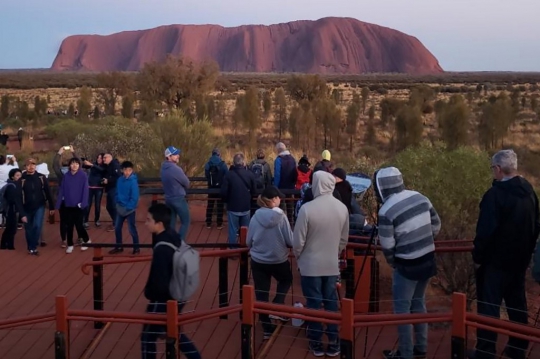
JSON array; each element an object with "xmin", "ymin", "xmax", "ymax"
[{"xmin": 0, "ymin": 142, "xmax": 538, "ymax": 359}]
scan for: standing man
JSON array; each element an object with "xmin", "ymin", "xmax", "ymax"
[
  {"xmin": 221, "ymin": 153, "xmax": 257, "ymax": 247},
  {"xmin": 141, "ymin": 203, "xmax": 201, "ymax": 359},
  {"xmin": 21, "ymin": 157, "xmax": 55, "ymax": 256},
  {"xmin": 373, "ymin": 166, "xmax": 441, "ymax": 359},
  {"xmin": 292, "ymin": 171, "xmax": 349, "ymax": 357},
  {"xmin": 273, "ymin": 142, "xmax": 297, "ymax": 221},
  {"xmin": 204, "ymin": 148, "xmax": 228, "ymax": 229},
  {"xmin": 110, "ymin": 161, "xmax": 140, "ymax": 255},
  {"xmin": 471, "ymin": 149, "xmax": 540, "ymax": 359},
  {"xmin": 102, "ymin": 153, "xmax": 121, "ymax": 232},
  {"xmin": 160, "ymin": 146, "xmax": 190, "ymax": 241}
]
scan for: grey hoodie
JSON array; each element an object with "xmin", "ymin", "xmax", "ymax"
[
  {"xmin": 247, "ymin": 207, "xmax": 293, "ymax": 264},
  {"xmin": 293, "ymin": 171, "xmax": 349, "ymax": 276},
  {"xmin": 160, "ymin": 160, "xmax": 190, "ymax": 200}
]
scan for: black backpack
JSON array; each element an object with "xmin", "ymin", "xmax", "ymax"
[
  {"xmin": 251, "ymin": 161, "xmax": 266, "ymax": 188},
  {"xmin": 208, "ymin": 162, "xmax": 221, "ymax": 188}
]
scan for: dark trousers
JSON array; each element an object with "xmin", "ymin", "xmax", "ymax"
[
  {"xmin": 106, "ymin": 188, "xmax": 117, "ymax": 224},
  {"xmin": 64, "ymin": 205, "xmax": 89, "ymax": 246},
  {"xmin": 279, "ymin": 194, "xmax": 295, "ymax": 224},
  {"xmin": 85, "ymin": 188, "xmax": 103, "ymax": 223},
  {"xmin": 0, "ymin": 209, "xmax": 18, "ymax": 249},
  {"xmin": 141, "ymin": 301, "xmax": 201, "ymax": 359},
  {"xmin": 251, "ymin": 259, "xmax": 293, "ymax": 333},
  {"xmin": 475, "ymin": 265, "xmax": 529, "ymax": 359},
  {"xmin": 205, "ymin": 193, "xmax": 224, "ymax": 226},
  {"xmin": 59, "ymin": 204, "xmax": 85, "ymax": 242}
]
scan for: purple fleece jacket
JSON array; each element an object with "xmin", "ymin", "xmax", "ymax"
[{"xmin": 55, "ymin": 169, "xmax": 89, "ymax": 209}]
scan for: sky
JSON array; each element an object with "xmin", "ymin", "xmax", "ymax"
[{"xmin": 1, "ymin": 0, "xmax": 538, "ymax": 71}]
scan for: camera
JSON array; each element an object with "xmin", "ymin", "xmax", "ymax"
[{"xmin": 63, "ymin": 146, "xmax": 70, "ymax": 151}]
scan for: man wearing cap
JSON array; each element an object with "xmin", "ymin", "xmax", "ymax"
[
  {"xmin": 204, "ymin": 148, "xmax": 228, "ymax": 229},
  {"xmin": 161, "ymin": 146, "xmax": 191, "ymax": 241},
  {"xmin": 20, "ymin": 157, "xmax": 55, "ymax": 255}
]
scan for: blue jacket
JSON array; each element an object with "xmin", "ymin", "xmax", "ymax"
[
  {"xmin": 84, "ymin": 162, "xmax": 106, "ymax": 187},
  {"xmin": 160, "ymin": 161, "xmax": 190, "ymax": 200},
  {"xmin": 273, "ymin": 151, "xmax": 297, "ymax": 189},
  {"xmin": 55, "ymin": 169, "xmax": 89, "ymax": 209},
  {"xmin": 204, "ymin": 155, "xmax": 228, "ymax": 188},
  {"xmin": 115, "ymin": 173, "xmax": 139, "ymax": 211}
]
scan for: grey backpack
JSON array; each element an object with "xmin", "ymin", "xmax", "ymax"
[{"xmin": 155, "ymin": 241, "xmax": 200, "ymax": 302}]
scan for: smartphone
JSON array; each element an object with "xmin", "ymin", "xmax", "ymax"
[
  {"xmin": 6, "ymin": 154, "xmax": 13, "ymax": 158},
  {"xmin": 63, "ymin": 146, "xmax": 70, "ymax": 150}
]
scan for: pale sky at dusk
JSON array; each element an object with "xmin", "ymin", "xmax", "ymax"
[{"xmin": 1, "ymin": 0, "xmax": 538, "ymax": 71}]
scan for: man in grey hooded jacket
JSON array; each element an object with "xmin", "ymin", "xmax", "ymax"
[{"xmin": 293, "ymin": 171, "xmax": 349, "ymax": 357}]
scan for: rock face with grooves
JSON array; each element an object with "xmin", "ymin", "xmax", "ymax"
[{"xmin": 51, "ymin": 17, "xmax": 443, "ymax": 74}]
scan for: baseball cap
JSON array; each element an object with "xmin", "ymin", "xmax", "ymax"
[
  {"xmin": 164, "ymin": 146, "xmax": 181, "ymax": 157},
  {"xmin": 26, "ymin": 157, "xmax": 37, "ymax": 165},
  {"xmin": 262, "ymin": 185, "xmax": 285, "ymax": 199}
]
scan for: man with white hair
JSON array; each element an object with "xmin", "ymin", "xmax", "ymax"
[
  {"xmin": 470, "ymin": 149, "xmax": 540, "ymax": 359},
  {"xmin": 273, "ymin": 142, "xmax": 297, "ymax": 221}
]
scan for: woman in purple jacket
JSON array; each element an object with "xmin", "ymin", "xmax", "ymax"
[{"xmin": 56, "ymin": 158, "xmax": 90, "ymax": 253}]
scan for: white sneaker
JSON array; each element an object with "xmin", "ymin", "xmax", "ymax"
[
  {"xmin": 61, "ymin": 241, "xmax": 66, "ymax": 248},
  {"xmin": 81, "ymin": 239, "xmax": 91, "ymax": 251},
  {"xmin": 66, "ymin": 246, "xmax": 74, "ymax": 254}
]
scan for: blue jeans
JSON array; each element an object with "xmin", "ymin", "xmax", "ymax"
[
  {"xmin": 114, "ymin": 211, "xmax": 139, "ymax": 250},
  {"xmin": 166, "ymin": 197, "xmax": 190, "ymax": 241},
  {"xmin": 227, "ymin": 212, "xmax": 250, "ymax": 245},
  {"xmin": 106, "ymin": 188, "xmax": 117, "ymax": 224},
  {"xmin": 141, "ymin": 301, "xmax": 200, "ymax": 359},
  {"xmin": 24, "ymin": 206, "xmax": 45, "ymax": 251},
  {"xmin": 85, "ymin": 188, "xmax": 103, "ymax": 223},
  {"xmin": 392, "ymin": 269, "xmax": 429, "ymax": 359},
  {"xmin": 300, "ymin": 275, "xmax": 339, "ymax": 345}
]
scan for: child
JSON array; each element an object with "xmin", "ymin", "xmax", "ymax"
[{"xmin": 295, "ymin": 155, "xmax": 312, "ymax": 190}]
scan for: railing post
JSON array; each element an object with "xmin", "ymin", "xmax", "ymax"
[
  {"xmin": 239, "ymin": 226, "xmax": 249, "ymax": 316},
  {"xmin": 219, "ymin": 254, "xmax": 229, "ymax": 319},
  {"xmin": 344, "ymin": 248, "xmax": 355, "ymax": 300},
  {"xmin": 92, "ymin": 247, "xmax": 104, "ymax": 329},
  {"xmin": 369, "ymin": 256, "xmax": 380, "ymax": 313},
  {"xmin": 340, "ymin": 298, "xmax": 355, "ymax": 359},
  {"xmin": 55, "ymin": 295, "xmax": 69, "ymax": 359},
  {"xmin": 241, "ymin": 285, "xmax": 255, "ymax": 359},
  {"xmin": 451, "ymin": 292, "xmax": 467, "ymax": 359},
  {"xmin": 166, "ymin": 300, "xmax": 179, "ymax": 359}
]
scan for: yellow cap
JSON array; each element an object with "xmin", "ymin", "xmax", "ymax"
[{"xmin": 322, "ymin": 150, "xmax": 331, "ymax": 161}]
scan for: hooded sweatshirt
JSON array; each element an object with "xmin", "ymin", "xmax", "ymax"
[
  {"xmin": 160, "ymin": 160, "xmax": 190, "ymax": 200},
  {"xmin": 475, "ymin": 176, "xmax": 540, "ymax": 275},
  {"xmin": 247, "ymin": 207, "xmax": 293, "ymax": 264},
  {"xmin": 116, "ymin": 173, "xmax": 140, "ymax": 211},
  {"xmin": 55, "ymin": 169, "xmax": 89, "ymax": 209},
  {"xmin": 204, "ymin": 155, "xmax": 228, "ymax": 188},
  {"xmin": 292, "ymin": 171, "xmax": 349, "ymax": 277},
  {"xmin": 375, "ymin": 167, "xmax": 441, "ymax": 275}
]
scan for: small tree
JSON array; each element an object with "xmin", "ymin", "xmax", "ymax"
[
  {"xmin": 1, "ymin": 95, "xmax": 10, "ymax": 120},
  {"xmin": 437, "ymin": 95, "xmax": 470, "ymax": 150},
  {"xmin": 395, "ymin": 105, "xmax": 423, "ymax": 150},
  {"xmin": 68, "ymin": 103, "xmax": 75, "ymax": 117},
  {"xmin": 262, "ymin": 90, "xmax": 272, "ymax": 119},
  {"xmin": 361, "ymin": 86, "xmax": 370, "ymax": 114},
  {"xmin": 243, "ymin": 87, "xmax": 261, "ymax": 145},
  {"xmin": 531, "ymin": 95, "xmax": 538, "ymax": 113},
  {"xmin": 273, "ymin": 88, "xmax": 288, "ymax": 140},
  {"xmin": 121, "ymin": 94, "xmax": 134, "ymax": 119},
  {"xmin": 34, "ymin": 96, "xmax": 43, "ymax": 116},
  {"xmin": 366, "ymin": 105, "xmax": 376, "ymax": 146},
  {"xmin": 93, "ymin": 105, "xmax": 100, "ymax": 120},
  {"xmin": 346, "ymin": 102, "xmax": 360, "ymax": 152},
  {"xmin": 77, "ymin": 86, "xmax": 92, "ymax": 120}
]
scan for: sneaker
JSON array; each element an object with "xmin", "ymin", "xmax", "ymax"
[
  {"xmin": 17, "ymin": 225, "xmax": 23, "ymax": 230},
  {"xmin": 95, "ymin": 221, "xmax": 101, "ymax": 228},
  {"xmin": 81, "ymin": 240, "xmax": 91, "ymax": 251},
  {"xmin": 326, "ymin": 343, "xmax": 340, "ymax": 357},
  {"xmin": 383, "ymin": 350, "xmax": 403, "ymax": 359},
  {"xmin": 132, "ymin": 248, "xmax": 140, "ymax": 255},
  {"xmin": 61, "ymin": 241, "xmax": 67, "ymax": 248},
  {"xmin": 40, "ymin": 241, "xmax": 47, "ymax": 247},
  {"xmin": 28, "ymin": 250, "xmax": 39, "ymax": 256},
  {"xmin": 108, "ymin": 248, "xmax": 123, "ymax": 254},
  {"xmin": 413, "ymin": 348, "xmax": 427, "ymax": 359},
  {"xmin": 309, "ymin": 342, "xmax": 325, "ymax": 357},
  {"xmin": 206, "ymin": 223, "xmax": 212, "ymax": 229},
  {"xmin": 66, "ymin": 246, "xmax": 74, "ymax": 254},
  {"xmin": 216, "ymin": 225, "xmax": 223, "ymax": 230},
  {"xmin": 269, "ymin": 314, "xmax": 290, "ymax": 322},
  {"xmin": 106, "ymin": 225, "xmax": 114, "ymax": 232},
  {"xmin": 83, "ymin": 222, "xmax": 90, "ymax": 229}
]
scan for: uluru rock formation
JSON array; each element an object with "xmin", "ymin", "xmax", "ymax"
[{"xmin": 51, "ymin": 17, "xmax": 443, "ymax": 74}]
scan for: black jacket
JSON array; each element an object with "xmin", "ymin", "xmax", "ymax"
[
  {"xmin": 220, "ymin": 165, "xmax": 257, "ymax": 212},
  {"xmin": 4, "ymin": 180, "xmax": 25, "ymax": 217},
  {"xmin": 144, "ymin": 229, "xmax": 181, "ymax": 302},
  {"xmin": 84, "ymin": 162, "xmax": 106, "ymax": 187},
  {"xmin": 473, "ymin": 176, "xmax": 540, "ymax": 273},
  {"xmin": 21, "ymin": 172, "xmax": 54, "ymax": 211},
  {"xmin": 104, "ymin": 159, "xmax": 121, "ymax": 191},
  {"xmin": 335, "ymin": 181, "xmax": 353, "ymax": 214}
]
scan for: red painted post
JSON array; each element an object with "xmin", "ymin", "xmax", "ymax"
[
  {"xmin": 55, "ymin": 295, "xmax": 69, "ymax": 359},
  {"xmin": 340, "ymin": 298, "xmax": 355, "ymax": 358},
  {"xmin": 241, "ymin": 285, "xmax": 255, "ymax": 359},
  {"xmin": 165, "ymin": 300, "xmax": 179, "ymax": 359},
  {"xmin": 239, "ymin": 226, "xmax": 249, "ymax": 309},
  {"xmin": 451, "ymin": 292, "xmax": 467, "ymax": 359}
]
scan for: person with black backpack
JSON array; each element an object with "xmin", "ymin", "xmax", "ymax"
[
  {"xmin": 204, "ymin": 148, "xmax": 228, "ymax": 229},
  {"xmin": 248, "ymin": 148, "xmax": 273, "ymax": 216}
]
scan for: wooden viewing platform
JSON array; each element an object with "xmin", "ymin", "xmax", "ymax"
[{"xmin": 0, "ymin": 197, "xmax": 539, "ymax": 359}]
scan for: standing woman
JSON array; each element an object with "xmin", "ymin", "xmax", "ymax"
[
  {"xmin": 56, "ymin": 158, "xmax": 90, "ymax": 253},
  {"xmin": 246, "ymin": 186, "xmax": 293, "ymax": 339},
  {"xmin": 82, "ymin": 153, "xmax": 106, "ymax": 228},
  {"xmin": 0, "ymin": 168, "xmax": 27, "ymax": 250}
]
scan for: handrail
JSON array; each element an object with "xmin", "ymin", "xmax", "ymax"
[{"xmin": 0, "ymin": 313, "xmax": 55, "ymax": 330}]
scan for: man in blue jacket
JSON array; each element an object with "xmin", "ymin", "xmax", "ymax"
[
  {"xmin": 160, "ymin": 146, "xmax": 190, "ymax": 241},
  {"xmin": 109, "ymin": 161, "xmax": 140, "ymax": 255},
  {"xmin": 204, "ymin": 148, "xmax": 228, "ymax": 229},
  {"xmin": 273, "ymin": 142, "xmax": 297, "ymax": 222}
]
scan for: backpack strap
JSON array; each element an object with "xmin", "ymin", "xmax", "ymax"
[{"xmin": 155, "ymin": 241, "xmax": 179, "ymax": 251}]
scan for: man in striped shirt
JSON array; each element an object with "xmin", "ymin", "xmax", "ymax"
[{"xmin": 374, "ymin": 167, "xmax": 441, "ymax": 359}]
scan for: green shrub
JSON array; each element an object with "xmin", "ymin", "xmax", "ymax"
[{"xmin": 44, "ymin": 119, "xmax": 90, "ymax": 146}]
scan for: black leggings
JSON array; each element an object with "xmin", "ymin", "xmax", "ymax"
[{"xmin": 63, "ymin": 205, "xmax": 89, "ymax": 246}]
